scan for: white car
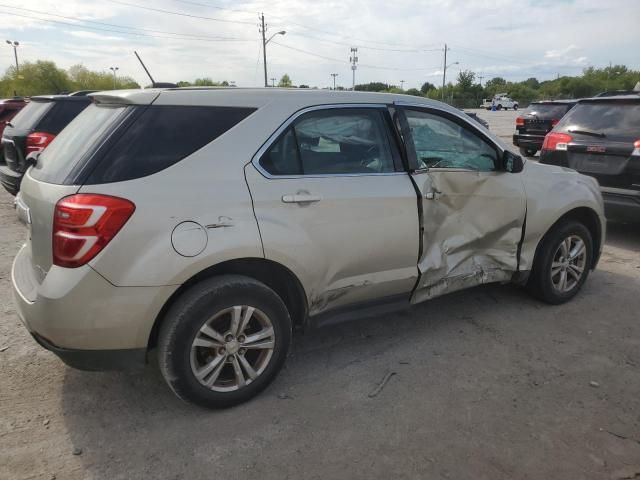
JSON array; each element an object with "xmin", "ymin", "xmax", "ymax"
[{"xmin": 481, "ymin": 94, "xmax": 519, "ymax": 110}]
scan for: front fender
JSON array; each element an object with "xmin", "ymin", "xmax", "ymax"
[{"xmin": 519, "ymin": 161, "xmax": 605, "ymax": 272}]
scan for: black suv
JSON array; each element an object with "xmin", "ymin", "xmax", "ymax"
[
  {"xmin": 513, "ymin": 100, "xmax": 577, "ymax": 157},
  {"xmin": 0, "ymin": 94, "xmax": 91, "ymax": 195},
  {"xmin": 539, "ymin": 95, "xmax": 640, "ymax": 221}
]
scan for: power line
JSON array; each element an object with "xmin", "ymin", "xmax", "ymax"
[
  {"xmin": 286, "ymin": 31, "xmax": 442, "ymax": 53},
  {"xmin": 270, "ymin": 41, "xmax": 441, "ymax": 72},
  {"xmin": 107, "ymin": 0, "xmax": 256, "ymax": 25},
  {"xmin": 0, "ymin": 4, "xmax": 252, "ymax": 41},
  {"xmin": 0, "ymin": 10, "xmax": 253, "ymax": 43}
]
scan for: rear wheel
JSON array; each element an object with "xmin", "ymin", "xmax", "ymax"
[
  {"xmin": 519, "ymin": 147, "xmax": 537, "ymax": 157},
  {"xmin": 158, "ymin": 275, "xmax": 292, "ymax": 408},
  {"xmin": 527, "ymin": 221, "xmax": 593, "ymax": 304},
  {"xmin": 497, "ymin": 104, "xmax": 503, "ymax": 110},
  {"xmin": 513, "ymin": 104, "xmax": 519, "ymax": 110}
]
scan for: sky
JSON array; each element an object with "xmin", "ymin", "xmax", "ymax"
[{"xmin": 0, "ymin": 0, "xmax": 638, "ymax": 89}]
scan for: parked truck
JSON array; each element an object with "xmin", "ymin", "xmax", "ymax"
[{"xmin": 480, "ymin": 93, "xmax": 519, "ymax": 110}]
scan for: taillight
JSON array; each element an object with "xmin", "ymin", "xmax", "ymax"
[
  {"xmin": 26, "ymin": 132, "xmax": 56, "ymax": 154},
  {"xmin": 515, "ymin": 117, "xmax": 524, "ymax": 126},
  {"xmin": 633, "ymin": 139, "xmax": 640, "ymax": 156},
  {"xmin": 53, "ymin": 194, "xmax": 135, "ymax": 268},
  {"xmin": 542, "ymin": 132, "xmax": 573, "ymax": 151}
]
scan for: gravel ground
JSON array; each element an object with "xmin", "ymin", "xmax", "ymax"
[{"xmin": 1, "ymin": 111, "xmax": 639, "ymax": 480}]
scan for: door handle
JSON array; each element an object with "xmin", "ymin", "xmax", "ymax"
[
  {"xmin": 282, "ymin": 194, "xmax": 322, "ymax": 204},
  {"xmin": 425, "ymin": 191, "xmax": 441, "ymax": 200}
]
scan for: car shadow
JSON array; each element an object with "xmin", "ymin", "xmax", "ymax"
[
  {"xmin": 606, "ymin": 221, "xmax": 640, "ymax": 253},
  {"xmin": 58, "ymin": 266, "xmax": 637, "ymax": 479}
]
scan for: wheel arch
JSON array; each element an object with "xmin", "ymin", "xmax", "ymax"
[
  {"xmin": 532, "ymin": 206, "xmax": 602, "ymax": 272},
  {"xmin": 147, "ymin": 258, "xmax": 308, "ymax": 351}
]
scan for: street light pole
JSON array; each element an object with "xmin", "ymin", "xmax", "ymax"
[
  {"xmin": 6, "ymin": 40, "xmax": 19, "ymax": 96},
  {"xmin": 331, "ymin": 73, "xmax": 338, "ymax": 90},
  {"xmin": 109, "ymin": 66, "xmax": 119, "ymax": 90},
  {"xmin": 259, "ymin": 13, "xmax": 285, "ymax": 88},
  {"xmin": 271, "ymin": 77, "xmax": 276, "ymax": 87}
]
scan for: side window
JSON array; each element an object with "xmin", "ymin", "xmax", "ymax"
[
  {"xmin": 87, "ymin": 105, "xmax": 256, "ymax": 183},
  {"xmin": 260, "ymin": 108, "xmax": 397, "ymax": 176},
  {"xmin": 405, "ymin": 109, "xmax": 498, "ymax": 171},
  {"xmin": 38, "ymin": 101, "xmax": 89, "ymax": 134}
]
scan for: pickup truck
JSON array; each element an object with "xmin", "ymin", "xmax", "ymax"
[{"xmin": 481, "ymin": 94, "xmax": 519, "ymax": 110}]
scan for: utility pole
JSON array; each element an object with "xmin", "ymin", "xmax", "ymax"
[
  {"xmin": 331, "ymin": 73, "xmax": 338, "ymax": 90},
  {"xmin": 350, "ymin": 47, "xmax": 358, "ymax": 90},
  {"xmin": 259, "ymin": 13, "xmax": 285, "ymax": 88},
  {"xmin": 478, "ymin": 75, "xmax": 484, "ymax": 87},
  {"xmin": 271, "ymin": 77, "xmax": 276, "ymax": 87},
  {"xmin": 441, "ymin": 43, "xmax": 449, "ymax": 100},
  {"xmin": 400, "ymin": 79, "xmax": 405, "ymax": 90},
  {"xmin": 260, "ymin": 14, "xmax": 268, "ymax": 88},
  {"xmin": 109, "ymin": 66, "xmax": 119, "ymax": 90}
]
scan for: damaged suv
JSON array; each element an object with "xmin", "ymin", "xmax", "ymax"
[{"xmin": 12, "ymin": 89, "xmax": 605, "ymax": 408}]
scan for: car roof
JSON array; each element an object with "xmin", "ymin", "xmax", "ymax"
[
  {"xmin": 531, "ymin": 99, "xmax": 578, "ymax": 105},
  {"xmin": 89, "ymin": 87, "xmax": 460, "ymax": 112},
  {"xmin": 579, "ymin": 95, "xmax": 640, "ymax": 103}
]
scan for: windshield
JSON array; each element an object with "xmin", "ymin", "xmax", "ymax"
[
  {"xmin": 30, "ymin": 104, "xmax": 128, "ymax": 184},
  {"xmin": 4, "ymin": 101, "xmax": 51, "ymax": 132},
  {"xmin": 524, "ymin": 103, "xmax": 571, "ymax": 119},
  {"xmin": 555, "ymin": 101, "xmax": 640, "ymax": 139}
]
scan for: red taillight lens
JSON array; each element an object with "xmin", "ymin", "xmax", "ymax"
[
  {"xmin": 542, "ymin": 132, "xmax": 573, "ymax": 152},
  {"xmin": 53, "ymin": 194, "xmax": 135, "ymax": 268},
  {"xmin": 515, "ymin": 116, "xmax": 524, "ymax": 126},
  {"xmin": 633, "ymin": 139, "xmax": 640, "ymax": 156},
  {"xmin": 26, "ymin": 132, "xmax": 56, "ymax": 154}
]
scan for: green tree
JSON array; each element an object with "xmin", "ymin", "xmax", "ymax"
[
  {"xmin": 405, "ymin": 88, "xmax": 423, "ymax": 97},
  {"xmin": 278, "ymin": 74, "xmax": 292, "ymax": 87},
  {"xmin": 1, "ymin": 60, "xmax": 71, "ymax": 96},
  {"xmin": 456, "ymin": 70, "xmax": 475, "ymax": 90},
  {"xmin": 420, "ymin": 82, "xmax": 436, "ymax": 94},
  {"xmin": 354, "ymin": 82, "xmax": 389, "ymax": 92}
]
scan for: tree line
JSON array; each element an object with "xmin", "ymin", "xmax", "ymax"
[{"xmin": 1, "ymin": 60, "xmax": 638, "ymax": 108}]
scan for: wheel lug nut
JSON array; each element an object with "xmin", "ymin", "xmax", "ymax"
[
  {"xmin": 225, "ymin": 334, "xmax": 234, "ymax": 342},
  {"xmin": 238, "ymin": 335, "xmax": 246, "ymax": 343}
]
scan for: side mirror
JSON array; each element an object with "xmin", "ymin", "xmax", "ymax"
[{"xmin": 502, "ymin": 150, "xmax": 524, "ymax": 173}]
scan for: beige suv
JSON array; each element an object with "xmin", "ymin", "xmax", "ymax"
[{"xmin": 12, "ymin": 89, "xmax": 605, "ymax": 408}]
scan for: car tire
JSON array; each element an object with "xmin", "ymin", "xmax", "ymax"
[
  {"xmin": 519, "ymin": 147, "xmax": 537, "ymax": 157},
  {"xmin": 527, "ymin": 221, "xmax": 593, "ymax": 305},
  {"xmin": 497, "ymin": 104, "xmax": 503, "ymax": 110},
  {"xmin": 157, "ymin": 275, "xmax": 292, "ymax": 408},
  {"xmin": 514, "ymin": 104, "xmax": 519, "ymax": 110}
]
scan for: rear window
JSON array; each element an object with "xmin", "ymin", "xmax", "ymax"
[
  {"xmin": 524, "ymin": 103, "xmax": 572, "ymax": 119},
  {"xmin": 30, "ymin": 104, "xmax": 128, "ymax": 184},
  {"xmin": 37, "ymin": 100, "xmax": 90, "ymax": 134},
  {"xmin": 86, "ymin": 105, "xmax": 256, "ymax": 183},
  {"xmin": 555, "ymin": 101, "xmax": 640, "ymax": 138},
  {"xmin": 6, "ymin": 101, "xmax": 51, "ymax": 131}
]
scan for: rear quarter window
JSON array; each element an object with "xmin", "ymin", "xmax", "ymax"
[
  {"xmin": 86, "ymin": 105, "xmax": 256, "ymax": 183},
  {"xmin": 555, "ymin": 101, "xmax": 640, "ymax": 138}
]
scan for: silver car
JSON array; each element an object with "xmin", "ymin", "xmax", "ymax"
[{"xmin": 12, "ymin": 89, "xmax": 605, "ymax": 408}]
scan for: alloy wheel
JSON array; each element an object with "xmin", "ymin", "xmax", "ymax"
[{"xmin": 550, "ymin": 235, "xmax": 587, "ymax": 293}]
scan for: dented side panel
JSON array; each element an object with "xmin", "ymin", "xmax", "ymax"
[{"xmin": 411, "ymin": 169, "xmax": 526, "ymax": 303}]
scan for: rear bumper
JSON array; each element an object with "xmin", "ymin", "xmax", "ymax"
[
  {"xmin": 513, "ymin": 134, "xmax": 544, "ymax": 150},
  {"xmin": 602, "ymin": 188, "xmax": 640, "ymax": 222},
  {"xmin": 0, "ymin": 164, "xmax": 22, "ymax": 196},
  {"xmin": 11, "ymin": 245, "xmax": 177, "ymax": 369},
  {"xmin": 31, "ymin": 333, "xmax": 146, "ymax": 371}
]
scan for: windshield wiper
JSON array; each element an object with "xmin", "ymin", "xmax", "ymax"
[{"xmin": 568, "ymin": 129, "xmax": 606, "ymax": 138}]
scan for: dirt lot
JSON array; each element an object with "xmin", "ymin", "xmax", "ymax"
[{"xmin": 1, "ymin": 110, "xmax": 639, "ymax": 480}]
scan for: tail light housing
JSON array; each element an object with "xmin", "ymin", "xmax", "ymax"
[
  {"xmin": 542, "ymin": 132, "xmax": 573, "ymax": 152},
  {"xmin": 515, "ymin": 116, "xmax": 524, "ymax": 126},
  {"xmin": 632, "ymin": 140, "xmax": 640, "ymax": 156},
  {"xmin": 53, "ymin": 194, "xmax": 135, "ymax": 268},
  {"xmin": 26, "ymin": 132, "xmax": 56, "ymax": 154}
]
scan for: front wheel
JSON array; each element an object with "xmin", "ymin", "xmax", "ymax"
[
  {"xmin": 158, "ymin": 275, "xmax": 292, "ymax": 408},
  {"xmin": 496, "ymin": 104, "xmax": 503, "ymax": 110},
  {"xmin": 513, "ymin": 104, "xmax": 519, "ymax": 110},
  {"xmin": 527, "ymin": 221, "xmax": 593, "ymax": 304}
]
